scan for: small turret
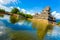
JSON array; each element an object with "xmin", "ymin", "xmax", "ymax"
[{"xmin": 43, "ymin": 6, "xmax": 50, "ymax": 11}]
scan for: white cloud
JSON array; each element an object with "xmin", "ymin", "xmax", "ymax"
[
  {"xmin": 17, "ymin": 7, "xmax": 20, "ymax": 10},
  {"xmin": 51, "ymin": 11, "xmax": 60, "ymax": 19},
  {"xmin": 0, "ymin": 15, "xmax": 10, "ymax": 22},
  {"xmin": 21, "ymin": 9, "xmax": 26, "ymax": 13},
  {"xmin": 0, "ymin": 4, "xmax": 14, "ymax": 12},
  {"xmin": 20, "ymin": 9, "xmax": 35, "ymax": 15},
  {"xmin": 0, "ymin": 0, "xmax": 17, "ymax": 4},
  {"xmin": 26, "ymin": 11, "xmax": 35, "ymax": 15},
  {"xmin": 0, "ymin": 0, "xmax": 21, "ymax": 12}
]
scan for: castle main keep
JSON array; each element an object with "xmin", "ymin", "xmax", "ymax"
[{"xmin": 33, "ymin": 6, "xmax": 56, "ymax": 24}]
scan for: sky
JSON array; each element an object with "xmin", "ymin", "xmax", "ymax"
[{"xmin": 0, "ymin": 0, "xmax": 60, "ymax": 19}]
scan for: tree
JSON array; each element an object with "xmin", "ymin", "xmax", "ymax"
[
  {"xmin": 17, "ymin": 12, "xmax": 25, "ymax": 16},
  {"xmin": 25, "ymin": 14, "xmax": 33, "ymax": 19},
  {"xmin": 11, "ymin": 8, "xmax": 19, "ymax": 14},
  {"xmin": 17, "ymin": 12, "xmax": 33, "ymax": 19},
  {"xmin": 0, "ymin": 9, "xmax": 5, "ymax": 17},
  {"xmin": 0, "ymin": 9, "xmax": 5, "ymax": 12}
]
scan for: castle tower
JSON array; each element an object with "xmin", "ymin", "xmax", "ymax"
[
  {"xmin": 43, "ymin": 6, "xmax": 50, "ymax": 13},
  {"xmin": 41, "ymin": 6, "xmax": 50, "ymax": 19},
  {"xmin": 33, "ymin": 6, "xmax": 56, "ymax": 24}
]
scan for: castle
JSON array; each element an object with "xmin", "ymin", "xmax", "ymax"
[{"xmin": 33, "ymin": 6, "xmax": 56, "ymax": 24}]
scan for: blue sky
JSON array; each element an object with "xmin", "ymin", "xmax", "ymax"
[
  {"xmin": 3, "ymin": 0, "xmax": 60, "ymax": 12},
  {"xmin": 0, "ymin": 0, "xmax": 60, "ymax": 12},
  {"xmin": 0, "ymin": 0, "xmax": 60, "ymax": 19}
]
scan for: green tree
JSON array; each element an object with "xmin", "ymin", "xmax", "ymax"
[
  {"xmin": 0, "ymin": 9, "xmax": 5, "ymax": 12},
  {"xmin": 25, "ymin": 14, "xmax": 33, "ymax": 19},
  {"xmin": 17, "ymin": 12, "xmax": 33, "ymax": 19},
  {"xmin": 0, "ymin": 9, "xmax": 5, "ymax": 17},
  {"xmin": 11, "ymin": 8, "xmax": 20, "ymax": 14},
  {"xmin": 17, "ymin": 12, "xmax": 25, "ymax": 16}
]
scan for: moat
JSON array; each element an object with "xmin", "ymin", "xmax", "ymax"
[{"xmin": 0, "ymin": 15, "xmax": 60, "ymax": 40}]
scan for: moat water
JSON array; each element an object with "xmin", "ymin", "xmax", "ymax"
[{"xmin": 0, "ymin": 15, "xmax": 60, "ymax": 40}]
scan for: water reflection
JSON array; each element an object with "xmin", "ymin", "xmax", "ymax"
[
  {"xmin": 44, "ymin": 26, "xmax": 60, "ymax": 40},
  {"xmin": 0, "ymin": 15, "xmax": 60, "ymax": 40},
  {"xmin": 0, "ymin": 21, "xmax": 11, "ymax": 40},
  {"xmin": 31, "ymin": 19, "xmax": 54, "ymax": 40},
  {"xmin": 0, "ymin": 21, "xmax": 6, "ymax": 36},
  {"xmin": 0, "ymin": 15, "xmax": 37, "ymax": 40}
]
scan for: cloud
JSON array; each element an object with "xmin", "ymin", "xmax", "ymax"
[
  {"xmin": 20, "ymin": 9, "xmax": 35, "ymax": 15},
  {"xmin": 21, "ymin": 9, "xmax": 26, "ymax": 13},
  {"xmin": 17, "ymin": 7, "xmax": 20, "ymax": 10},
  {"xmin": 26, "ymin": 11, "xmax": 35, "ymax": 15},
  {"xmin": 0, "ymin": 0, "xmax": 17, "ymax": 4},
  {"xmin": 0, "ymin": 15, "xmax": 10, "ymax": 22},
  {"xmin": 0, "ymin": 0, "xmax": 20, "ymax": 11},
  {"xmin": 0, "ymin": 4, "xmax": 21, "ymax": 12},
  {"xmin": 0, "ymin": 4, "xmax": 14, "ymax": 12},
  {"xmin": 0, "ymin": 0, "xmax": 34, "ymax": 15},
  {"xmin": 51, "ymin": 11, "xmax": 60, "ymax": 19},
  {"xmin": 0, "ymin": 0, "xmax": 21, "ymax": 11}
]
